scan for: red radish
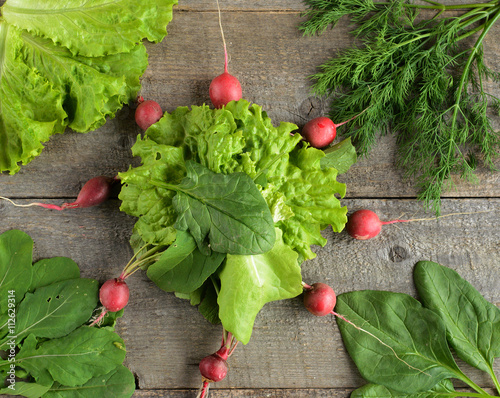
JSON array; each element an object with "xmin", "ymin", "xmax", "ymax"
[
  {"xmin": 302, "ymin": 281, "xmax": 426, "ymax": 373},
  {"xmin": 0, "ymin": 176, "xmax": 115, "ymax": 211},
  {"xmin": 345, "ymin": 208, "xmax": 493, "ymax": 240},
  {"xmin": 197, "ymin": 331, "xmax": 238, "ymax": 398},
  {"xmin": 135, "ymin": 97, "xmax": 163, "ymax": 130},
  {"xmin": 99, "ymin": 278, "xmax": 130, "ymax": 312},
  {"xmin": 90, "ymin": 277, "xmax": 130, "ymax": 326},
  {"xmin": 303, "ymin": 282, "xmax": 337, "ymax": 316},
  {"xmin": 302, "ymin": 108, "xmax": 370, "ymax": 148},
  {"xmin": 209, "ymin": 0, "xmax": 242, "ymax": 108}
]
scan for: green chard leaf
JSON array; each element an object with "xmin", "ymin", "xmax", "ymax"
[
  {"xmin": 15, "ymin": 327, "xmax": 127, "ymax": 387},
  {"xmin": 0, "ymin": 0, "xmax": 177, "ymax": 174},
  {"xmin": 414, "ymin": 261, "xmax": 500, "ymax": 377},
  {"xmin": 44, "ymin": 365, "xmax": 135, "ymax": 398},
  {"xmin": 171, "ymin": 161, "xmax": 276, "ymax": 255},
  {"xmin": 147, "ymin": 229, "xmax": 225, "ymax": 294},
  {"xmin": 218, "ymin": 228, "xmax": 302, "ymax": 344},
  {"xmin": 335, "ymin": 290, "xmax": 463, "ymax": 393}
]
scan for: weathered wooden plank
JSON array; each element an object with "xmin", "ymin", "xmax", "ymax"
[
  {"xmin": 1, "ymin": 10, "xmax": 498, "ymax": 199},
  {"xmin": 1, "ymin": 198, "xmax": 498, "ymax": 391}
]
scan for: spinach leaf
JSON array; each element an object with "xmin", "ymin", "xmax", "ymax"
[
  {"xmin": 167, "ymin": 161, "xmax": 276, "ymax": 255},
  {"xmin": 218, "ymin": 228, "xmax": 302, "ymax": 344},
  {"xmin": 16, "ymin": 327, "xmax": 126, "ymax": 387},
  {"xmin": 0, "ymin": 229, "xmax": 33, "ymax": 314},
  {"xmin": 335, "ymin": 290, "xmax": 463, "ymax": 393},
  {"xmin": 320, "ymin": 137, "xmax": 358, "ymax": 174},
  {"xmin": 351, "ymin": 379, "xmax": 456, "ymax": 397},
  {"xmin": 147, "ymin": 230, "xmax": 225, "ymax": 294},
  {"xmin": 44, "ymin": 365, "xmax": 135, "ymax": 398},
  {"xmin": 414, "ymin": 261, "xmax": 500, "ymax": 378}
]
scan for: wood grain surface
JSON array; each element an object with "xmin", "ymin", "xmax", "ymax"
[{"xmin": 0, "ymin": 0, "xmax": 499, "ymax": 397}]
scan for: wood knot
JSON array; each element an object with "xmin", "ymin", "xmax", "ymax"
[{"xmin": 389, "ymin": 246, "xmax": 408, "ymax": 262}]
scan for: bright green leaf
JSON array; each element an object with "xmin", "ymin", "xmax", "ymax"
[
  {"xmin": 320, "ymin": 137, "xmax": 357, "ymax": 174},
  {"xmin": 218, "ymin": 228, "xmax": 302, "ymax": 344},
  {"xmin": 0, "ymin": 380, "xmax": 51, "ymax": 397},
  {"xmin": 335, "ymin": 290, "xmax": 463, "ymax": 393},
  {"xmin": 414, "ymin": 261, "xmax": 500, "ymax": 377}
]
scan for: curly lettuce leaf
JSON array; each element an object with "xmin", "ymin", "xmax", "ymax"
[
  {"xmin": 0, "ymin": 0, "xmax": 177, "ymax": 174},
  {"xmin": 120, "ymin": 100, "xmax": 348, "ymax": 260}
]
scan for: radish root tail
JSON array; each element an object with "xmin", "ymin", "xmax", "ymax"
[
  {"xmin": 196, "ymin": 381, "xmax": 210, "ymax": 398},
  {"xmin": 215, "ymin": 0, "xmax": 229, "ymax": 73}
]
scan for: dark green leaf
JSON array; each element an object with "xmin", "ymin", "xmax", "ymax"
[
  {"xmin": 335, "ymin": 290, "xmax": 463, "ymax": 393},
  {"xmin": 0, "ymin": 230, "xmax": 33, "ymax": 314},
  {"xmin": 197, "ymin": 281, "xmax": 221, "ymax": 325},
  {"xmin": 16, "ymin": 327, "xmax": 126, "ymax": 387},
  {"xmin": 320, "ymin": 137, "xmax": 357, "ymax": 174},
  {"xmin": 30, "ymin": 257, "xmax": 81, "ymax": 292},
  {"xmin": 44, "ymin": 365, "xmax": 135, "ymax": 398},
  {"xmin": 147, "ymin": 230, "xmax": 225, "ymax": 294},
  {"xmin": 172, "ymin": 161, "xmax": 276, "ymax": 255},
  {"xmin": 351, "ymin": 379, "xmax": 455, "ymax": 397},
  {"xmin": 414, "ymin": 261, "xmax": 500, "ymax": 376}
]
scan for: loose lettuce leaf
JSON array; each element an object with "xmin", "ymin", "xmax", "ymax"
[
  {"xmin": 120, "ymin": 100, "xmax": 348, "ymax": 260},
  {"xmin": 320, "ymin": 137, "xmax": 357, "ymax": 174},
  {"xmin": 2, "ymin": 0, "xmax": 175, "ymax": 57},
  {"xmin": 0, "ymin": 0, "xmax": 177, "ymax": 174},
  {"xmin": 335, "ymin": 290, "xmax": 462, "ymax": 393},
  {"xmin": 218, "ymin": 228, "xmax": 302, "ymax": 344},
  {"xmin": 414, "ymin": 261, "xmax": 500, "ymax": 378}
]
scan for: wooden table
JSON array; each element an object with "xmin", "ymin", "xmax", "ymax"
[{"xmin": 1, "ymin": 1, "xmax": 499, "ymax": 397}]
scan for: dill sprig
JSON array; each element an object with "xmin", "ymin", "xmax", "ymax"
[{"xmin": 301, "ymin": 0, "xmax": 500, "ymax": 214}]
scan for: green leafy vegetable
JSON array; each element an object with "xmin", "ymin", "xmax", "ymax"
[
  {"xmin": 0, "ymin": 0, "xmax": 177, "ymax": 174},
  {"xmin": 168, "ymin": 161, "xmax": 276, "ymax": 255},
  {"xmin": 301, "ymin": 0, "xmax": 500, "ymax": 214},
  {"xmin": 218, "ymin": 228, "xmax": 302, "ymax": 344},
  {"xmin": 147, "ymin": 229, "xmax": 225, "ymax": 293},
  {"xmin": 336, "ymin": 261, "xmax": 500, "ymax": 397},
  {"xmin": 119, "ymin": 99, "xmax": 353, "ymax": 344},
  {"xmin": 0, "ymin": 230, "xmax": 135, "ymax": 398},
  {"xmin": 414, "ymin": 261, "xmax": 500, "ymax": 389},
  {"xmin": 320, "ymin": 137, "xmax": 357, "ymax": 174}
]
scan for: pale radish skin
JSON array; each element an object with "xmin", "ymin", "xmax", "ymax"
[
  {"xmin": 209, "ymin": 0, "xmax": 242, "ymax": 108},
  {"xmin": 0, "ymin": 176, "xmax": 115, "ymax": 211},
  {"xmin": 197, "ymin": 330, "xmax": 238, "ymax": 398},
  {"xmin": 135, "ymin": 97, "xmax": 163, "ymax": 130},
  {"xmin": 345, "ymin": 208, "xmax": 492, "ymax": 240}
]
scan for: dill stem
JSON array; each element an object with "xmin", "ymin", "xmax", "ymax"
[
  {"xmin": 375, "ymin": 0, "xmax": 498, "ymax": 10},
  {"xmin": 456, "ymin": 4, "xmax": 500, "ymax": 40},
  {"xmin": 451, "ymin": 7, "xmax": 500, "ymax": 132}
]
